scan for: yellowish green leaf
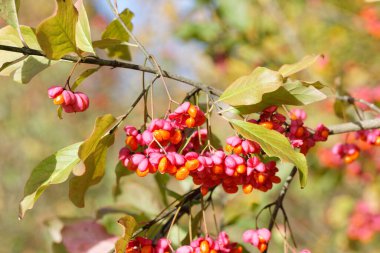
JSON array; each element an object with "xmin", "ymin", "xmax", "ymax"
[
  {"xmin": 19, "ymin": 142, "xmax": 82, "ymax": 219},
  {"xmin": 100, "ymin": 8, "xmax": 134, "ymax": 61},
  {"xmin": 75, "ymin": 0, "xmax": 95, "ymax": 54},
  {"xmin": 36, "ymin": 0, "xmax": 78, "ymax": 59},
  {"xmin": 115, "ymin": 215, "xmax": 137, "ymax": 253},
  {"xmin": 219, "ymin": 67, "xmax": 283, "ymax": 106},
  {"xmin": 279, "ymin": 55, "xmax": 321, "ymax": 78},
  {"xmin": 78, "ymin": 114, "xmax": 117, "ymax": 161},
  {"xmin": 69, "ymin": 134, "xmax": 114, "ymax": 207},
  {"xmin": 71, "ymin": 67, "xmax": 100, "ymax": 91},
  {"xmin": 230, "ymin": 119, "xmax": 308, "ymax": 188}
]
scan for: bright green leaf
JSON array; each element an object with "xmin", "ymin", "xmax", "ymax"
[
  {"xmin": 234, "ymin": 80, "xmax": 327, "ymax": 114},
  {"xmin": 279, "ymin": 55, "xmax": 321, "ymax": 78},
  {"xmin": 69, "ymin": 134, "xmax": 114, "ymax": 207},
  {"xmin": 78, "ymin": 114, "xmax": 117, "ymax": 162},
  {"xmin": 219, "ymin": 67, "xmax": 283, "ymax": 106},
  {"xmin": 36, "ymin": 0, "xmax": 78, "ymax": 59},
  {"xmin": 100, "ymin": 8, "xmax": 134, "ymax": 61},
  {"xmin": 113, "ymin": 161, "xmax": 133, "ymax": 198},
  {"xmin": 115, "ymin": 215, "xmax": 137, "ymax": 253},
  {"xmin": 71, "ymin": 67, "xmax": 100, "ymax": 91},
  {"xmin": 230, "ymin": 119, "xmax": 308, "ymax": 188},
  {"xmin": 19, "ymin": 142, "xmax": 82, "ymax": 219},
  {"xmin": 75, "ymin": 0, "xmax": 95, "ymax": 54}
]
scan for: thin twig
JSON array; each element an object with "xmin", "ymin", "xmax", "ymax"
[
  {"xmin": 336, "ymin": 95, "xmax": 380, "ymax": 115},
  {"xmin": 263, "ymin": 167, "xmax": 297, "ymax": 253}
]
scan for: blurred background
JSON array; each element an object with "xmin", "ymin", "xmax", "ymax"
[{"xmin": 1, "ymin": 0, "xmax": 380, "ymax": 252}]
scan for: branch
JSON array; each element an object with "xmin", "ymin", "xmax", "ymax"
[
  {"xmin": 1, "ymin": 45, "xmax": 380, "ymax": 135},
  {"xmin": 336, "ymin": 95, "xmax": 380, "ymax": 114},
  {"xmin": 0, "ymin": 44, "xmax": 222, "ymax": 97},
  {"xmin": 263, "ymin": 167, "xmax": 297, "ymax": 253},
  {"xmin": 328, "ymin": 118, "xmax": 380, "ymax": 135}
]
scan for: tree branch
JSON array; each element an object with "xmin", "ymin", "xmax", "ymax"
[
  {"xmin": 328, "ymin": 118, "xmax": 380, "ymax": 135},
  {"xmin": 0, "ymin": 44, "xmax": 222, "ymax": 97},
  {"xmin": 264, "ymin": 167, "xmax": 297, "ymax": 253},
  {"xmin": 1, "ymin": 44, "xmax": 380, "ymax": 136}
]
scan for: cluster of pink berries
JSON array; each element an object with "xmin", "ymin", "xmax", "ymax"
[
  {"xmin": 243, "ymin": 228, "xmax": 271, "ymax": 252},
  {"xmin": 48, "ymin": 86, "xmax": 90, "ymax": 113},
  {"xmin": 332, "ymin": 129, "xmax": 380, "ymax": 165},
  {"xmin": 176, "ymin": 232, "xmax": 242, "ymax": 253},
  {"xmin": 125, "ymin": 232, "xmax": 242, "ymax": 253},
  {"xmin": 243, "ymin": 228, "xmax": 311, "ymax": 253},
  {"xmin": 348, "ymin": 201, "xmax": 380, "ymax": 242},
  {"xmin": 118, "ymin": 103, "xmax": 329, "ymax": 195},
  {"xmin": 125, "ymin": 237, "xmax": 169, "ymax": 253}
]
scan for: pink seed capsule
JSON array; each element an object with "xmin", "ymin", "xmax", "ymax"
[{"xmin": 48, "ymin": 86, "xmax": 64, "ymax": 99}]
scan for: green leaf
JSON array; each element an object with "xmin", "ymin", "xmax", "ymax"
[
  {"xmin": 113, "ymin": 161, "xmax": 133, "ymax": 198},
  {"xmin": 74, "ymin": 0, "xmax": 95, "ymax": 54},
  {"xmin": 0, "ymin": 55, "xmax": 27, "ymax": 73},
  {"xmin": 36, "ymin": 0, "xmax": 78, "ymax": 59},
  {"xmin": 166, "ymin": 188, "xmax": 182, "ymax": 200},
  {"xmin": 71, "ymin": 67, "xmax": 100, "ymax": 91},
  {"xmin": 234, "ymin": 80, "xmax": 327, "ymax": 114},
  {"xmin": 230, "ymin": 119, "xmax": 308, "ymax": 188},
  {"xmin": 78, "ymin": 114, "xmax": 117, "ymax": 162},
  {"xmin": 115, "ymin": 215, "xmax": 137, "ymax": 253},
  {"xmin": 279, "ymin": 55, "xmax": 321, "ymax": 78},
  {"xmin": 13, "ymin": 56, "xmax": 54, "ymax": 83},
  {"xmin": 57, "ymin": 106, "xmax": 63, "ymax": 119},
  {"xmin": 0, "ymin": 0, "xmax": 22, "ymax": 38},
  {"xmin": 0, "ymin": 25, "xmax": 42, "ymax": 76},
  {"xmin": 19, "ymin": 142, "xmax": 82, "ymax": 219},
  {"xmin": 219, "ymin": 67, "xmax": 283, "ymax": 106},
  {"xmin": 100, "ymin": 8, "xmax": 134, "ymax": 61},
  {"xmin": 69, "ymin": 134, "xmax": 114, "ymax": 207}
]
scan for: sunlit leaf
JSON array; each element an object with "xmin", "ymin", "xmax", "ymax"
[
  {"xmin": 69, "ymin": 134, "xmax": 114, "ymax": 207},
  {"xmin": 234, "ymin": 80, "xmax": 327, "ymax": 114},
  {"xmin": 115, "ymin": 215, "xmax": 137, "ymax": 253},
  {"xmin": 36, "ymin": 0, "xmax": 78, "ymax": 59},
  {"xmin": 71, "ymin": 67, "xmax": 100, "ymax": 91},
  {"xmin": 75, "ymin": 0, "xmax": 95, "ymax": 54},
  {"xmin": 78, "ymin": 114, "xmax": 117, "ymax": 162},
  {"xmin": 100, "ymin": 8, "xmax": 134, "ymax": 61},
  {"xmin": 219, "ymin": 67, "xmax": 283, "ymax": 106},
  {"xmin": 279, "ymin": 55, "xmax": 321, "ymax": 78},
  {"xmin": 0, "ymin": 25, "xmax": 43, "ymax": 76},
  {"xmin": 230, "ymin": 119, "xmax": 308, "ymax": 188},
  {"xmin": 19, "ymin": 142, "xmax": 82, "ymax": 219}
]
